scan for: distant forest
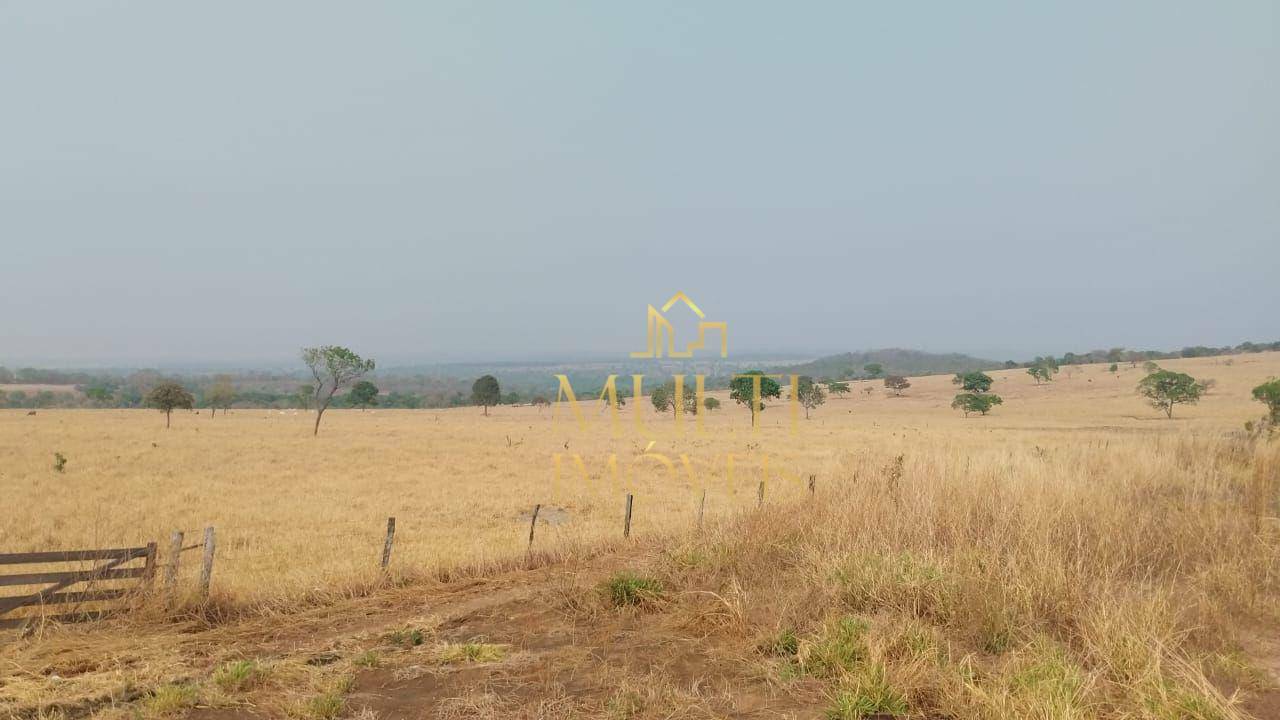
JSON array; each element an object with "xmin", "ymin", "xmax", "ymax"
[{"xmin": 1, "ymin": 340, "xmax": 1277, "ymax": 411}]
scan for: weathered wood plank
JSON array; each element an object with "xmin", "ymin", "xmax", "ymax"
[
  {"xmin": 0, "ymin": 548, "xmax": 149, "ymax": 565},
  {"xmin": 0, "ymin": 567, "xmax": 148, "ymax": 587},
  {"xmin": 0, "ymin": 589, "xmax": 130, "ymax": 613}
]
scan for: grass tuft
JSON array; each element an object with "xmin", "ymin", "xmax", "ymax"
[{"xmin": 601, "ymin": 572, "xmax": 665, "ymax": 607}]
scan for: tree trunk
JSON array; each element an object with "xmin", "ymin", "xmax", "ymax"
[
  {"xmin": 166, "ymin": 410, "xmax": 171, "ymax": 428},
  {"xmin": 1166, "ymin": 405, "xmax": 1174, "ymax": 419},
  {"xmin": 314, "ymin": 407, "xmax": 324, "ymax": 435},
  {"xmin": 483, "ymin": 404, "xmax": 489, "ymax": 416}
]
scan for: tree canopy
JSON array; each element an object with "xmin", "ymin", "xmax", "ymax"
[
  {"xmin": 349, "ymin": 380, "xmax": 379, "ymax": 410},
  {"xmin": 884, "ymin": 375, "xmax": 910, "ymax": 396},
  {"xmin": 953, "ymin": 371, "xmax": 994, "ymax": 393},
  {"xmin": 302, "ymin": 345, "xmax": 375, "ymax": 435},
  {"xmin": 796, "ymin": 376, "xmax": 826, "ymax": 419},
  {"xmin": 1137, "ymin": 370, "xmax": 1203, "ymax": 419},
  {"xmin": 952, "ymin": 392, "xmax": 1002, "ymax": 417},
  {"xmin": 730, "ymin": 371, "xmax": 782, "ymax": 426},
  {"xmin": 472, "ymin": 375, "xmax": 501, "ymax": 415},
  {"xmin": 145, "ymin": 381, "xmax": 194, "ymax": 428},
  {"xmin": 1252, "ymin": 379, "xmax": 1280, "ymax": 423}
]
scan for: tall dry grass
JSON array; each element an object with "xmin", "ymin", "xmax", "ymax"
[{"xmin": 652, "ymin": 434, "xmax": 1280, "ymax": 718}]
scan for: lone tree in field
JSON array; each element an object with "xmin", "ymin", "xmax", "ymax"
[
  {"xmin": 1137, "ymin": 370, "xmax": 1204, "ymax": 419},
  {"xmin": 650, "ymin": 383, "xmax": 673, "ymax": 415},
  {"xmin": 302, "ymin": 345, "xmax": 376, "ymax": 435},
  {"xmin": 146, "ymin": 381, "xmax": 194, "ymax": 428},
  {"xmin": 953, "ymin": 371, "xmax": 994, "ymax": 393},
  {"xmin": 1027, "ymin": 365, "xmax": 1053, "ymax": 385},
  {"xmin": 349, "ymin": 380, "xmax": 379, "ymax": 410},
  {"xmin": 827, "ymin": 381, "xmax": 850, "ymax": 397},
  {"xmin": 730, "ymin": 371, "xmax": 782, "ymax": 427},
  {"xmin": 703, "ymin": 397, "xmax": 721, "ymax": 411},
  {"xmin": 884, "ymin": 375, "xmax": 910, "ymax": 396},
  {"xmin": 796, "ymin": 376, "xmax": 826, "ymax": 419},
  {"xmin": 207, "ymin": 375, "xmax": 235, "ymax": 416},
  {"xmin": 863, "ymin": 363, "xmax": 884, "ymax": 379},
  {"xmin": 952, "ymin": 392, "xmax": 1003, "ymax": 417},
  {"xmin": 472, "ymin": 375, "xmax": 501, "ymax": 415},
  {"xmin": 1252, "ymin": 378, "xmax": 1280, "ymax": 423},
  {"xmin": 1109, "ymin": 363, "xmax": 1119, "ymax": 374}
]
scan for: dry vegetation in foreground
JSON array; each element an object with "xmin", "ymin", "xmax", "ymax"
[{"xmin": 0, "ymin": 353, "xmax": 1279, "ymax": 718}]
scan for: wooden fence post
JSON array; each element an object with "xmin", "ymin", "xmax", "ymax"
[
  {"xmin": 757, "ymin": 480, "xmax": 765, "ymax": 508},
  {"xmin": 165, "ymin": 531, "xmax": 183, "ymax": 592},
  {"xmin": 381, "ymin": 517, "xmax": 396, "ymax": 571},
  {"xmin": 623, "ymin": 493, "xmax": 634, "ymax": 538},
  {"xmin": 199, "ymin": 526, "xmax": 216, "ymax": 598},
  {"xmin": 697, "ymin": 489, "xmax": 706, "ymax": 529},
  {"xmin": 143, "ymin": 542, "xmax": 158, "ymax": 585},
  {"xmin": 527, "ymin": 504, "xmax": 541, "ymax": 549}
]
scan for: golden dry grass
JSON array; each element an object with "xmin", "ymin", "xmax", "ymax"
[
  {"xmin": 0, "ymin": 354, "xmax": 1278, "ymax": 718},
  {"xmin": 0, "ymin": 353, "xmax": 1276, "ymax": 612}
]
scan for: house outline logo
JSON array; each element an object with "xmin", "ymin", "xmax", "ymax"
[{"xmin": 630, "ymin": 292, "xmax": 728, "ymax": 359}]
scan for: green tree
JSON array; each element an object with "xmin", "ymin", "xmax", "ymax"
[
  {"xmin": 349, "ymin": 380, "xmax": 379, "ymax": 410},
  {"xmin": 1108, "ymin": 363, "xmax": 1119, "ymax": 374},
  {"xmin": 703, "ymin": 397, "xmax": 721, "ymax": 411},
  {"xmin": 84, "ymin": 385, "xmax": 114, "ymax": 406},
  {"xmin": 471, "ymin": 375, "xmax": 501, "ymax": 415},
  {"xmin": 951, "ymin": 392, "xmax": 1003, "ymax": 417},
  {"xmin": 826, "ymin": 381, "xmax": 850, "ymax": 397},
  {"xmin": 730, "ymin": 371, "xmax": 782, "ymax": 427},
  {"xmin": 650, "ymin": 384, "xmax": 672, "ymax": 414},
  {"xmin": 863, "ymin": 363, "xmax": 884, "ymax": 379},
  {"xmin": 504, "ymin": 391, "xmax": 521, "ymax": 405},
  {"xmin": 953, "ymin": 371, "xmax": 993, "ymax": 393},
  {"xmin": 884, "ymin": 375, "xmax": 910, "ymax": 396},
  {"xmin": 1027, "ymin": 365, "xmax": 1052, "ymax": 385},
  {"xmin": 206, "ymin": 375, "xmax": 235, "ymax": 416},
  {"xmin": 1137, "ymin": 370, "xmax": 1204, "ymax": 419},
  {"xmin": 1143, "ymin": 361, "xmax": 1160, "ymax": 374},
  {"xmin": 1252, "ymin": 379, "xmax": 1280, "ymax": 423},
  {"xmin": 302, "ymin": 345, "xmax": 376, "ymax": 435},
  {"xmin": 145, "ymin": 381, "xmax": 194, "ymax": 428},
  {"xmin": 796, "ymin": 376, "xmax": 826, "ymax": 419}
]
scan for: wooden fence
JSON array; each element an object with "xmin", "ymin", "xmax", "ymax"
[
  {"xmin": 0, "ymin": 527, "xmax": 216, "ymax": 631},
  {"xmin": 0, "ymin": 545, "xmax": 157, "ymax": 629},
  {"xmin": 3, "ymin": 475, "xmax": 822, "ymax": 629}
]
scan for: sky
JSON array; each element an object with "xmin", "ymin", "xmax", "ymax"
[{"xmin": 1, "ymin": 2, "xmax": 1277, "ymax": 368}]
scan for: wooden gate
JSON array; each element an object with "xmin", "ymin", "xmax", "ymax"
[{"xmin": 0, "ymin": 544, "xmax": 157, "ymax": 629}]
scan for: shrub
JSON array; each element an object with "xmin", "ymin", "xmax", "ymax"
[{"xmin": 601, "ymin": 572, "xmax": 664, "ymax": 607}]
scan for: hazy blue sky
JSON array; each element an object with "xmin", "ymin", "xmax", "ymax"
[{"xmin": 2, "ymin": 2, "xmax": 1276, "ymax": 367}]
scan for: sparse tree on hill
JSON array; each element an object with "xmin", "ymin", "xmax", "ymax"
[
  {"xmin": 302, "ymin": 345, "xmax": 376, "ymax": 435},
  {"xmin": 952, "ymin": 392, "xmax": 1003, "ymax": 417},
  {"xmin": 207, "ymin": 376, "xmax": 235, "ymax": 416},
  {"xmin": 146, "ymin": 381, "xmax": 194, "ymax": 428},
  {"xmin": 730, "ymin": 371, "xmax": 782, "ymax": 427},
  {"xmin": 703, "ymin": 397, "xmax": 721, "ymax": 411},
  {"xmin": 1108, "ymin": 363, "xmax": 1119, "ymax": 374},
  {"xmin": 863, "ymin": 363, "xmax": 884, "ymax": 379},
  {"xmin": 650, "ymin": 384, "xmax": 673, "ymax": 415},
  {"xmin": 796, "ymin": 376, "xmax": 826, "ymax": 419},
  {"xmin": 472, "ymin": 375, "xmax": 501, "ymax": 416},
  {"xmin": 1252, "ymin": 379, "xmax": 1280, "ymax": 424},
  {"xmin": 1027, "ymin": 365, "xmax": 1052, "ymax": 385},
  {"xmin": 884, "ymin": 375, "xmax": 910, "ymax": 396},
  {"xmin": 1137, "ymin": 370, "xmax": 1204, "ymax": 419},
  {"xmin": 954, "ymin": 372, "xmax": 994, "ymax": 393},
  {"xmin": 827, "ymin": 381, "xmax": 850, "ymax": 397},
  {"xmin": 349, "ymin": 380, "xmax": 379, "ymax": 410}
]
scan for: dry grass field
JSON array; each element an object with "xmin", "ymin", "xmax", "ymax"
[{"xmin": 1, "ymin": 353, "xmax": 1279, "ymax": 718}]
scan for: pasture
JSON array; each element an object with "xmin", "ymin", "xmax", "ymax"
[{"xmin": 1, "ymin": 353, "xmax": 1275, "ymax": 610}]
